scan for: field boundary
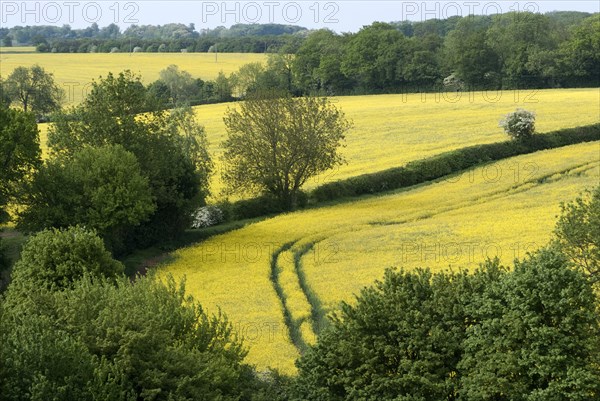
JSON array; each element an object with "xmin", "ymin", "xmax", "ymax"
[
  {"xmin": 224, "ymin": 124, "xmax": 600, "ymax": 220},
  {"xmin": 311, "ymin": 123, "xmax": 600, "ymax": 202}
]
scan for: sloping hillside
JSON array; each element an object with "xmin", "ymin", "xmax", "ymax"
[{"xmin": 159, "ymin": 141, "xmax": 600, "ymax": 373}]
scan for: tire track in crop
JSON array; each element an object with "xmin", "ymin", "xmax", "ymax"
[
  {"xmin": 368, "ymin": 158, "xmax": 599, "ymax": 227},
  {"xmin": 293, "ymin": 243, "xmax": 328, "ymax": 335},
  {"xmin": 270, "ymin": 241, "xmax": 311, "ymax": 353}
]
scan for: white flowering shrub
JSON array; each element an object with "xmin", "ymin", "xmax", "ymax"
[
  {"xmin": 500, "ymin": 109, "xmax": 536, "ymax": 140},
  {"xmin": 191, "ymin": 206, "xmax": 224, "ymax": 229}
]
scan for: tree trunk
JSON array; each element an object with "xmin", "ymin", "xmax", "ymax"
[
  {"xmin": 289, "ymin": 190, "xmax": 298, "ymax": 211},
  {"xmin": 279, "ymin": 190, "xmax": 298, "ymax": 212}
]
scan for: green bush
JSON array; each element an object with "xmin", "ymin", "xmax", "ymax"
[
  {"xmin": 220, "ymin": 191, "xmax": 308, "ymax": 222},
  {"xmin": 0, "ymin": 274, "xmax": 257, "ymax": 401},
  {"xmin": 460, "ymin": 249, "xmax": 600, "ymax": 400},
  {"xmin": 294, "ymin": 264, "xmax": 503, "ymax": 400},
  {"xmin": 554, "ymin": 185, "xmax": 600, "ymax": 282},
  {"xmin": 7, "ymin": 226, "xmax": 123, "ymax": 293},
  {"xmin": 294, "ymin": 249, "xmax": 600, "ymax": 400}
]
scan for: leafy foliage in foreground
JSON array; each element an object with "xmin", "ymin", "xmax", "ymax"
[
  {"xmin": 555, "ymin": 185, "xmax": 600, "ymax": 282},
  {"xmin": 47, "ymin": 71, "xmax": 212, "ymax": 248},
  {"xmin": 459, "ymin": 249, "xmax": 600, "ymax": 400},
  {"xmin": 6, "ymin": 226, "xmax": 123, "ymax": 294},
  {"xmin": 295, "ymin": 249, "xmax": 600, "ymax": 400},
  {"xmin": 18, "ymin": 145, "xmax": 155, "ymax": 254},
  {"xmin": 0, "ymin": 273, "xmax": 257, "ymax": 401}
]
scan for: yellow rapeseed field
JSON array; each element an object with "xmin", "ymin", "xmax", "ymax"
[
  {"xmin": 159, "ymin": 141, "xmax": 600, "ymax": 374},
  {"xmin": 25, "ymin": 56, "xmax": 597, "ymax": 198},
  {"xmin": 0, "ymin": 46, "xmax": 37, "ymax": 53},
  {"xmin": 193, "ymin": 88, "xmax": 599, "ymax": 197},
  {"xmin": 0, "ymin": 51, "xmax": 267, "ymax": 105}
]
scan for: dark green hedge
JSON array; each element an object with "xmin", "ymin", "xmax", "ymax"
[
  {"xmin": 311, "ymin": 124, "xmax": 600, "ymax": 202},
  {"xmin": 222, "ymin": 124, "xmax": 599, "ymax": 220},
  {"xmin": 220, "ymin": 191, "xmax": 309, "ymax": 221}
]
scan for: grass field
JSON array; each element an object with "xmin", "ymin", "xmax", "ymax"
[
  {"xmin": 0, "ymin": 51, "xmax": 267, "ymax": 105},
  {"xmin": 159, "ymin": 141, "xmax": 600, "ymax": 374}
]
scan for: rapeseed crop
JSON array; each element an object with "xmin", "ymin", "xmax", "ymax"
[{"xmin": 160, "ymin": 141, "xmax": 600, "ymax": 373}]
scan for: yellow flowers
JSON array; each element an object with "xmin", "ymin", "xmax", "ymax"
[
  {"xmin": 1, "ymin": 52, "xmax": 267, "ymax": 105},
  {"xmin": 190, "ymin": 88, "xmax": 600, "ymax": 199},
  {"xmin": 160, "ymin": 141, "xmax": 600, "ymax": 373}
]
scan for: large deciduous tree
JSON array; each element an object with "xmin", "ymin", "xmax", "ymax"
[
  {"xmin": 48, "ymin": 71, "xmax": 212, "ymax": 246},
  {"xmin": 18, "ymin": 145, "xmax": 155, "ymax": 254},
  {"xmin": 0, "ymin": 105, "xmax": 41, "ymax": 224},
  {"xmin": 221, "ymin": 92, "xmax": 352, "ymax": 210},
  {"xmin": 4, "ymin": 64, "xmax": 64, "ymax": 117}
]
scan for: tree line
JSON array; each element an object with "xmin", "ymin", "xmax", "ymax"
[
  {"xmin": 1, "ymin": 22, "xmax": 308, "ymax": 44},
  {"xmin": 33, "ymin": 34, "xmax": 305, "ymax": 55},
  {"xmin": 292, "ymin": 12, "xmax": 599, "ymax": 93},
  {"xmin": 2, "ymin": 12, "xmax": 598, "ymax": 92},
  {"xmin": 1, "ymin": 22, "xmax": 307, "ymax": 54}
]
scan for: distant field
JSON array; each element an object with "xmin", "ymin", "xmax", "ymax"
[
  {"xmin": 188, "ymin": 88, "xmax": 600, "ymax": 198},
  {"xmin": 1, "ymin": 52, "xmax": 267, "ymax": 105},
  {"xmin": 0, "ymin": 46, "xmax": 36, "ymax": 53},
  {"xmin": 38, "ymin": 88, "xmax": 600, "ymax": 198},
  {"xmin": 159, "ymin": 141, "xmax": 600, "ymax": 374}
]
